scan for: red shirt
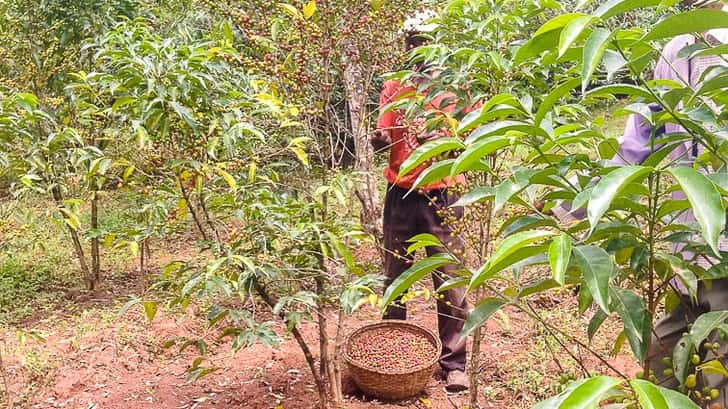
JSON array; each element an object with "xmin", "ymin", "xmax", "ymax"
[{"xmin": 377, "ymin": 80, "xmax": 467, "ymax": 190}]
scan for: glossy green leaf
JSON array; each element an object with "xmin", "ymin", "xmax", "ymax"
[
  {"xmin": 534, "ymin": 376, "xmax": 622, "ymax": 409},
  {"xmin": 381, "ymin": 254, "xmax": 457, "ymax": 308},
  {"xmin": 581, "ymin": 28, "xmax": 612, "ymax": 93},
  {"xmin": 644, "ymin": 9, "xmax": 728, "ymax": 42},
  {"xmin": 535, "ymin": 78, "xmax": 581, "ymax": 126},
  {"xmin": 689, "ymin": 311, "xmax": 728, "ymax": 347},
  {"xmin": 397, "ymin": 138, "xmax": 464, "ymax": 179},
  {"xmin": 411, "ymin": 159, "xmax": 455, "ymax": 190},
  {"xmin": 672, "ymin": 334, "xmax": 695, "ymax": 384},
  {"xmin": 595, "ymin": 0, "xmax": 662, "ymax": 20},
  {"xmin": 452, "ymin": 186, "xmax": 493, "ymax": 207},
  {"xmin": 470, "ymin": 231, "xmax": 554, "ymax": 290},
  {"xmin": 587, "ymin": 166, "xmax": 651, "ymax": 233},
  {"xmin": 669, "ymin": 167, "xmax": 725, "ymax": 256},
  {"xmin": 584, "ymin": 84, "xmax": 653, "ymax": 100},
  {"xmin": 630, "ymin": 379, "xmax": 668, "ymax": 409},
  {"xmin": 450, "ymin": 136, "xmax": 509, "ymax": 176},
  {"xmin": 610, "ymin": 287, "xmax": 650, "ymax": 361},
  {"xmin": 549, "ymin": 233, "xmax": 572, "ymax": 285},
  {"xmin": 461, "ymin": 298, "xmax": 506, "ymax": 338},
  {"xmin": 662, "ymin": 387, "xmax": 700, "ymax": 408},
  {"xmin": 558, "ymin": 15, "xmax": 595, "ymax": 58},
  {"xmin": 573, "ymin": 246, "xmax": 613, "ymax": 313}
]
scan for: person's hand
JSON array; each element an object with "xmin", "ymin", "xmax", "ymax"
[
  {"xmin": 371, "ymin": 130, "xmax": 392, "ymax": 152},
  {"xmin": 416, "ymin": 131, "xmax": 441, "ymax": 145}
]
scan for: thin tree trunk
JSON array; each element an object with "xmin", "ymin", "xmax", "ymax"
[
  {"xmin": 316, "ymin": 278, "xmax": 329, "ymax": 381},
  {"xmin": 197, "ymin": 188, "xmax": 221, "ymax": 245},
  {"xmin": 343, "ymin": 39, "xmax": 382, "ymax": 239},
  {"xmin": 255, "ymin": 280, "xmax": 328, "ymax": 409},
  {"xmin": 90, "ymin": 191, "xmax": 100, "ymax": 289},
  {"xmin": 51, "ymin": 186, "xmax": 93, "ymax": 290},
  {"xmin": 177, "ymin": 175, "xmax": 209, "ymax": 241},
  {"xmin": 330, "ymin": 306, "xmax": 345, "ymax": 407}
]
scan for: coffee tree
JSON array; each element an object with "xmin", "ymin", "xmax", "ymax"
[
  {"xmin": 92, "ymin": 14, "xmax": 382, "ymax": 409},
  {"xmin": 383, "ymin": 0, "xmax": 727, "ymax": 407},
  {"xmin": 198, "ymin": 0, "xmax": 425, "ymax": 234}
]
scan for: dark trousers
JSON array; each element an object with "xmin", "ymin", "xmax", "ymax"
[{"xmin": 381, "ymin": 184, "xmax": 468, "ymax": 372}]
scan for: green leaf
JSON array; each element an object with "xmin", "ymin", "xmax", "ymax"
[
  {"xmin": 452, "ymin": 186, "xmax": 493, "ymax": 207},
  {"xmin": 406, "ymin": 233, "xmax": 444, "ymax": 254},
  {"xmin": 411, "ymin": 159, "xmax": 455, "ymax": 190},
  {"xmin": 644, "ymin": 9, "xmax": 728, "ymax": 42},
  {"xmin": 669, "ymin": 167, "xmax": 725, "ymax": 256},
  {"xmin": 470, "ymin": 230, "xmax": 554, "ymax": 290},
  {"xmin": 118, "ymin": 297, "xmax": 141, "ymax": 318},
  {"xmin": 381, "ymin": 254, "xmax": 457, "ymax": 308},
  {"xmin": 558, "ymin": 15, "xmax": 595, "ymax": 58},
  {"xmin": 170, "ymin": 101, "xmax": 197, "ymax": 129},
  {"xmin": 672, "ymin": 334, "xmax": 695, "ymax": 384},
  {"xmin": 397, "ymin": 138, "xmax": 464, "ymax": 179},
  {"xmin": 661, "ymin": 387, "xmax": 701, "ymax": 408},
  {"xmin": 461, "ymin": 298, "xmax": 506, "ymax": 338},
  {"xmin": 595, "ymin": 0, "xmax": 662, "ymax": 20},
  {"xmin": 588, "ymin": 310, "xmax": 608, "ymax": 341},
  {"xmin": 610, "ymin": 287, "xmax": 650, "ymax": 361},
  {"xmin": 450, "ymin": 136, "xmax": 509, "ymax": 176},
  {"xmin": 689, "ymin": 311, "xmax": 728, "ymax": 346},
  {"xmin": 549, "ymin": 233, "xmax": 572, "ymax": 285},
  {"xmin": 581, "ymin": 28, "xmax": 612, "ymax": 93},
  {"xmin": 573, "ymin": 246, "xmax": 613, "ymax": 313},
  {"xmin": 587, "ymin": 166, "xmax": 651, "ymax": 233},
  {"xmin": 535, "ymin": 78, "xmax": 581, "ymax": 126},
  {"xmin": 467, "ymin": 121, "xmax": 548, "ymax": 144},
  {"xmin": 535, "ymin": 13, "xmax": 589, "ymax": 37},
  {"xmin": 534, "ymin": 376, "xmax": 622, "ymax": 409},
  {"xmin": 630, "ymin": 379, "xmax": 668, "ymax": 409},
  {"xmin": 584, "ymin": 84, "xmax": 653, "ymax": 100}
]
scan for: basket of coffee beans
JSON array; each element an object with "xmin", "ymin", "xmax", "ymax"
[{"xmin": 343, "ymin": 320, "xmax": 441, "ymax": 400}]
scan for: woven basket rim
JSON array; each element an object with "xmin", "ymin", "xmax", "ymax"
[{"xmin": 343, "ymin": 320, "xmax": 442, "ymax": 376}]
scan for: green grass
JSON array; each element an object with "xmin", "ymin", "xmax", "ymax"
[{"xmin": 0, "ymin": 190, "xmax": 145, "ymax": 323}]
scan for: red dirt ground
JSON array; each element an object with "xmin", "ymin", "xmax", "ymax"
[{"xmin": 1, "ymin": 245, "xmax": 638, "ymax": 409}]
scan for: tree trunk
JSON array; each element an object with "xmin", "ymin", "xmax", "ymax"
[
  {"xmin": 330, "ymin": 307, "xmax": 345, "ymax": 407},
  {"xmin": 343, "ymin": 38, "xmax": 382, "ymax": 239},
  {"xmin": 90, "ymin": 191, "xmax": 100, "ymax": 289},
  {"xmin": 51, "ymin": 186, "xmax": 93, "ymax": 290},
  {"xmin": 255, "ymin": 280, "xmax": 329, "ymax": 409},
  {"xmin": 177, "ymin": 175, "xmax": 209, "ymax": 242},
  {"xmin": 469, "ymin": 295, "xmax": 484, "ymax": 409}
]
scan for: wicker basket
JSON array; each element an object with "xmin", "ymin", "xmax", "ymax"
[{"xmin": 343, "ymin": 320, "xmax": 441, "ymax": 400}]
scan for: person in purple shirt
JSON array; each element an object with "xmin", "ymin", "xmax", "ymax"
[{"xmin": 553, "ymin": 0, "xmax": 728, "ymax": 402}]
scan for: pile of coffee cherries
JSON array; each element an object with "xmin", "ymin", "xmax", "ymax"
[{"xmin": 348, "ymin": 327, "xmax": 437, "ymax": 372}]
